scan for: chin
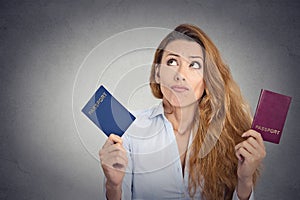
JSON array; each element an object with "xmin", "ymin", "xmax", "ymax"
[{"xmin": 169, "ymin": 99, "xmax": 199, "ymax": 108}]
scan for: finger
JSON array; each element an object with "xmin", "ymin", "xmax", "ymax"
[
  {"xmin": 113, "ymin": 151, "xmax": 128, "ymax": 166},
  {"xmin": 101, "ymin": 153, "xmax": 128, "ymax": 169},
  {"xmin": 108, "ymin": 147, "xmax": 127, "ymax": 160},
  {"xmin": 245, "ymin": 136, "xmax": 265, "ymax": 154},
  {"xmin": 101, "ymin": 159, "xmax": 127, "ymax": 171},
  {"xmin": 100, "ymin": 143, "xmax": 127, "ymax": 158},
  {"xmin": 235, "ymin": 149, "xmax": 243, "ymax": 162},
  {"xmin": 235, "ymin": 141, "xmax": 254, "ymax": 162},
  {"xmin": 237, "ymin": 136, "xmax": 261, "ymax": 153},
  {"xmin": 108, "ymin": 134, "xmax": 123, "ymax": 144},
  {"xmin": 106, "ymin": 143, "xmax": 126, "ymax": 154},
  {"xmin": 102, "ymin": 134, "xmax": 123, "ymax": 150},
  {"xmin": 237, "ymin": 140, "xmax": 257, "ymax": 155},
  {"xmin": 101, "ymin": 154, "xmax": 128, "ymax": 167},
  {"xmin": 235, "ymin": 139, "xmax": 266, "ymax": 163},
  {"xmin": 235, "ymin": 138, "xmax": 263, "ymax": 157},
  {"xmin": 102, "ymin": 137, "xmax": 114, "ymax": 149},
  {"xmin": 236, "ymin": 147, "xmax": 252, "ymax": 163},
  {"xmin": 242, "ymin": 130, "xmax": 264, "ymax": 149},
  {"xmin": 235, "ymin": 141, "xmax": 246, "ymax": 151},
  {"xmin": 99, "ymin": 143, "xmax": 126, "ymax": 161},
  {"xmin": 246, "ymin": 136, "xmax": 267, "ymax": 160}
]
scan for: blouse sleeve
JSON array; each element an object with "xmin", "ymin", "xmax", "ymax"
[
  {"xmin": 120, "ymin": 133, "xmax": 133, "ymax": 200},
  {"xmin": 232, "ymin": 187, "xmax": 254, "ymax": 200}
]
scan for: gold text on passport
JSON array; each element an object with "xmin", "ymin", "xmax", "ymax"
[{"xmin": 255, "ymin": 125, "xmax": 280, "ymax": 135}]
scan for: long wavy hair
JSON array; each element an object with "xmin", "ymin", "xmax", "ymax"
[{"xmin": 149, "ymin": 24, "xmax": 260, "ymax": 199}]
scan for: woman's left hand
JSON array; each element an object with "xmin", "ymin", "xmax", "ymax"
[{"xmin": 235, "ymin": 129, "xmax": 266, "ymax": 183}]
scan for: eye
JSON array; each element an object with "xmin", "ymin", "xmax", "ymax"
[
  {"xmin": 190, "ymin": 61, "xmax": 201, "ymax": 69},
  {"xmin": 167, "ymin": 58, "xmax": 178, "ymax": 66}
]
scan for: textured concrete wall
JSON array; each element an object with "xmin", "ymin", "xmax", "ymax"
[{"xmin": 1, "ymin": 0, "xmax": 299, "ymax": 199}]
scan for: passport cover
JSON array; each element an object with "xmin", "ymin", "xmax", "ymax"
[
  {"xmin": 251, "ymin": 89, "xmax": 292, "ymax": 144},
  {"xmin": 82, "ymin": 85, "xmax": 135, "ymax": 137}
]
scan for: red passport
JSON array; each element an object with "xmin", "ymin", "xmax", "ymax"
[{"xmin": 251, "ymin": 89, "xmax": 292, "ymax": 144}]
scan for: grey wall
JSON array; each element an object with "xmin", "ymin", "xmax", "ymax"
[{"xmin": 1, "ymin": 0, "xmax": 299, "ymax": 199}]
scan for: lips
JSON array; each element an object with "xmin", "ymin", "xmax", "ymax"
[{"xmin": 171, "ymin": 85, "xmax": 189, "ymax": 93}]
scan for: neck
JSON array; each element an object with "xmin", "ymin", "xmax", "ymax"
[{"xmin": 163, "ymin": 99, "xmax": 199, "ymax": 135}]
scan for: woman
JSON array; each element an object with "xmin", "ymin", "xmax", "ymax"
[{"xmin": 99, "ymin": 24, "xmax": 266, "ymax": 200}]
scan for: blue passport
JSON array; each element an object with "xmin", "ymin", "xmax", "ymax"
[{"xmin": 82, "ymin": 85, "xmax": 136, "ymax": 137}]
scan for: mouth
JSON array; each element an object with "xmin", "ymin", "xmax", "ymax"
[{"xmin": 171, "ymin": 85, "xmax": 189, "ymax": 93}]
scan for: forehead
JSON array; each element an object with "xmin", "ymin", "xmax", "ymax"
[{"xmin": 164, "ymin": 39, "xmax": 204, "ymax": 58}]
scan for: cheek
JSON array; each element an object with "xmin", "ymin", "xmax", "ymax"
[
  {"xmin": 159, "ymin": 66, "xmax": 175, "ymax": 80},
  {"xmin": 191, "ymin": 78, "xmax": 205, "ymax": 100},
  {"xmin": 160, "ymin": 85, "xmax": 181, "ymax": 106},
  {"xmin": 160, "ymin": 85, "xmax": 173, "ymax": 99}
]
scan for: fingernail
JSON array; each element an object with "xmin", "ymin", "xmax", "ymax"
[
  {"xmin": 242, "ymin": 133, "xmax": 247, "ymax": 137},
  {"xmin": 237, "ymin": 155, "xmax": 242, "ymax": 161}
]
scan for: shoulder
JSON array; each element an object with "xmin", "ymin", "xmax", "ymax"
[
  {"xmin": 122, "ymin": 102, "xmax": 165, "ymax": 139},
  {"xmin": 132, "ymin": 102, "xmax": 164, "ymax": 122}
]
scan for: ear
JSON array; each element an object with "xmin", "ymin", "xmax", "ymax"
[{"xmin": 154, "ymin": 64, "xmax": 160, "ymax": 84}]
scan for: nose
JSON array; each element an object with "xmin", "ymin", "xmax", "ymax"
[
  {"xmin": 174, "ymin": 73, "xmax": 185, "ymax": 81},
  {"xmin": 174, "ymin": 61, "xmax": 187, "ymax": 81}
]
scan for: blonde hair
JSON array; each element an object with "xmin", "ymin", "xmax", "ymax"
[{"xmin": 149, "ymin": 24, "xmax": 259, "ymax": 199}]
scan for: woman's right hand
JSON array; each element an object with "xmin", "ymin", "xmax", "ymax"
[{"xmin": 99, "ymin": 134, "xmax": 128, "ymax": 189}]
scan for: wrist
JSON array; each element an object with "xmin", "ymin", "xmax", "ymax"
[
  {"xmin": 106, "ymin": 180, "xmax": 122, "ymax": 190},
  {"xmin": 106, "ymin": 181, "xmax": 122, "ymax": 200},
  {"xmin": 237, "ymin": 177, "xmax": 253, "ymax": 200},
  {"xmin": 238, "ymin": 176, "xmax": 253, "ymax": 187}
]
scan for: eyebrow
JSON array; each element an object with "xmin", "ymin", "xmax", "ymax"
[{"xmin": 166, "ymin": 53, "xmax": 203, "ymax": 60}]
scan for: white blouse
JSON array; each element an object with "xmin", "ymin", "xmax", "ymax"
[{"xmin": 104, "ymin": 102, "xmax": 254, "ymax": 200}]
